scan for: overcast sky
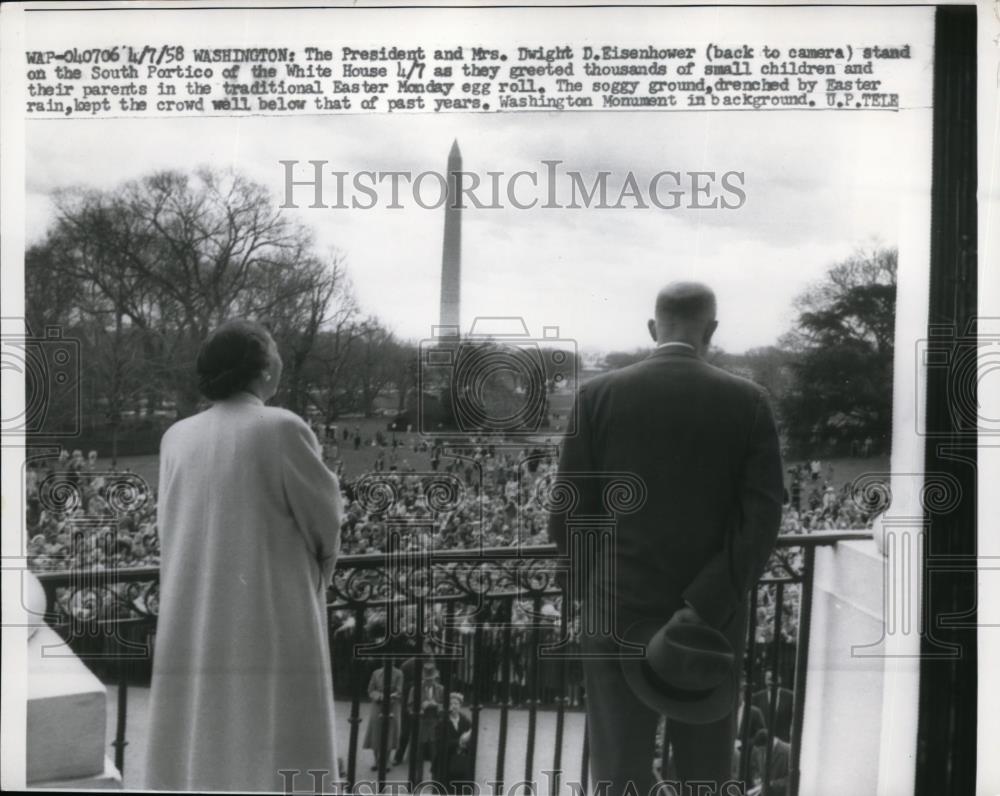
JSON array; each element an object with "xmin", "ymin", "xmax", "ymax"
[{"xmin": 23, "ymin": 5, "xmax": 934, "ymax": 354}]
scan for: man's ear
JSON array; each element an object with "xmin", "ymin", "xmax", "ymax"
[
  {"xmin": 703, "ymin": 319, "xmax": 719, "ymax": 346},
  {"xmin": 647, "ymin": 319, "xmax": 658, "ymax": 342}
]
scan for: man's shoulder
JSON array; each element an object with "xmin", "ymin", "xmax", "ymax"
[
  {"xmin": 580, "ymin": 357, "xmax": 768, "ymax": 404},
  {"xmin": 575, "ymin": 369, "xmax": 616, "ymax": 401},
  {"xmin": 577, "ymin": 356, "xmax": 657, "ymax": 397},
  {"xmin": 701, "ymin": 360, "xmax": 770, "ymax": 399}
]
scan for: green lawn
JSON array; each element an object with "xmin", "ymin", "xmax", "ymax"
[{"xmin": 94, "ymin": 415, "xmax": 435, "ymax": 490}]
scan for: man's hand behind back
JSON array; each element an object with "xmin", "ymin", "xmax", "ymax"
[{"xmin": 669, "ymin": 605, "xmax": 708, "ymax": 628}]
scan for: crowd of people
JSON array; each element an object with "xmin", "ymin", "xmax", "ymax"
[
  {"xmin": 25, "ymin": 448, "xmax": 160, "ymax": 574},
  {"xmin": 360, "ymin": 653, "xmax": 475, "ymax": 789},
  {"xmin": 330, "ymin": 599, "xmax": 582, "ymax": 710},
  {"xmin": 23, "ymin": 438, "xmax": 566, "ymax": 574},
  {"xmin": 337, "ymin": 438, "xmax": 559, "ymax": 554},
  {"xmin": 25, "ymin": 442, "xmax": 875, "ymax": 576},
  {"xmin": 22, "ymin": 440, "xmax": 875, "ymax": 673},
  {"xmin": 780, "ymin": 461, "xmax": 873, "ymax": 534}
]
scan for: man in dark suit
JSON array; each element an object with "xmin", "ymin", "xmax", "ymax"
[
  {"xmin": 751, "ymin": 670, "xmax": 794, "ymax": 742},
  {"xmin": 738, "ymin": 699, "xmax": 767, "ymax": 746},
  {"xmin": 750, "ymin": 729, "xmax": 790, "ymax": 796},
  {"xmin": 432, "ymin": 692, "xmax": 474, "ymax": 793},
  {"xmin": 549, "ymin": 282, "xmax": 783, "ymax": 795},
  {"xmin": 733, "ymin": 694, "xmax": 768, "ymax": 782},
  {"xmin": 392, "ymin": 650, "xmax": 420, "ymax": 766}
]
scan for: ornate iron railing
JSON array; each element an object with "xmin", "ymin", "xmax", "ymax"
[{"xmin": 33, "ymin": 530, "xmax": 871, "ymax": 794}]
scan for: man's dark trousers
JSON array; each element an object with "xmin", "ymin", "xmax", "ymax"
[{"xmin": 579, "ymin": 582, "xmax": 748, "ymax": 795}]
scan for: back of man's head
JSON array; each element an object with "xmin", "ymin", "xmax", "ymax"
[
  {"xmin": 655, "ymin": 281, "xmax": 716, "ymax": 324},
  {"xmin": 649, "ymin": 281, "xmax": 718, "ymax": 353}
]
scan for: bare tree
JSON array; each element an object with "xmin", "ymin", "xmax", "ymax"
[
  {"xmin": 264, "ymin": 251, "xmax": 350, "ymax": 416},
  {"xmin": 349, "ymin": 319, "xmax": 399, "ymax": 417},
  {"xmin": 305, "ymin": 283, "xmax": 363, "ymax": 423},
  {"xmin": 83, "ymin": 309, "xmax": 148, "ymax": 465},
  {"xmin": 25, "ymin": 234, "xmax": 84, "ymax": 334},
  {"xmin": 50, "ymin": 167, "xmax": 339, "ymax": 417}
]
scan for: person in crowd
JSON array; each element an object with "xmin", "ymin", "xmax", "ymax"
[
  {"xmin": 752, "ymin": 670, "xmax": 794, "ymax": 742},
  {"xmin": 432, "ymin": 692, "xmax": 474, "ymax": 792},
  {"xmin": 393, "ymin": 636, "xmax": 426, "ymax": 767},
  {"xmin": 749, "ymin": 728, "xmax": 790, "ymax": 796},
  {"xmin": 363, "ymin": 661, "xmax": 404, "ymax": 771},
  {"xmin": 788, "ymin": 468, "xmax": 802, "ymax": 514},
  {"xmin": 732, "ymin": 687, "xmax": 768, "ymax": 784},
  {"xmin": 407, "ymin": 657, "xmax": 445, "ymax": 777},
  {"xmin": 145, "ymin": 319, "xmax": 344, "ymax": 792}
]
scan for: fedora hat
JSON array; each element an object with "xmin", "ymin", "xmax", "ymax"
[{"xmin": 621, "ymin": 618, "xmax": 738, "ymax": 724}]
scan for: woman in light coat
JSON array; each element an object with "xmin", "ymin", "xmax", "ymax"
[
  {"xmin": 362, "ymin": 662, "xmax": 404, "ymax": 770},
  {"xmin": 146, "ymin": 319, "xmax": 344, "ymax": 792}
]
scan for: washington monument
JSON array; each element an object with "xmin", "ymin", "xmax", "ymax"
[{"xmin": 439, "ymin": 139, "xmax": 462, "ymax": 332}]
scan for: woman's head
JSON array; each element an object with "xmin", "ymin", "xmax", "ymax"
[{"xmin": 196, "ymin": 319, "xmax": 282, "ymax": 401}]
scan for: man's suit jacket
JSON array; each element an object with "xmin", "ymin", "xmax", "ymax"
[
  {"xmin": 751, "ymin": 737, "xmax": 790, "ymax": 796},
  {"xmin": 738, "ymin": 704, "xmax": 767, "ymax": 743},
  {"xmin": 407, "ymin": 678, "xmax": 445, "ymax": 740},
  {"xmin": 752, "ymin": 686, "xmax": 794, "ymax": 741},
  {"xmin": 731, "ymin": 703, "xmax": 767, "ymax": 781},
  {"xmin": 400, "ymin": 657, "xmax": 419, "ymax": 708},
  {"xmin": 548, "ymin": 346, "xmax": 784, "ymax": 630}
]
